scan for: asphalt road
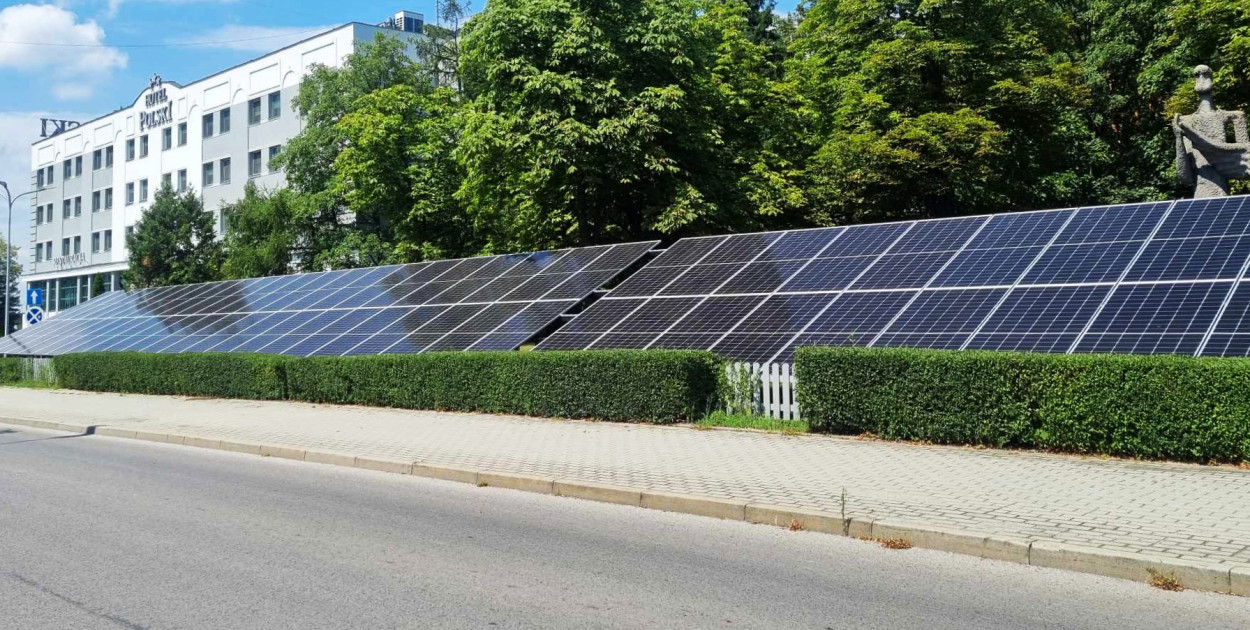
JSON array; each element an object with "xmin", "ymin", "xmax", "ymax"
[{"xmin": 1, "ymin": 425, "xmax": 1247, "ymax": 630}]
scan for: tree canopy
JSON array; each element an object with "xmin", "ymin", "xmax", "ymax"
[{"xmin": 125, "ymin": 186, "xmax": 223, "ymax": 288}]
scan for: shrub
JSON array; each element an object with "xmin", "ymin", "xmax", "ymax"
[
  {"xmin": 285, "ymin": 350, "xmax": 724, "ymax": 423},
  {"xmin": 797, "ymin": 346, "xmax": 1250, "ymax": 463},
  {"xmin": 0, "ymin": 357, "xmax": 25, "ymax": 383},
  {"xmin": 52, "ymin": 352, "xmax": 290, "ymax": 400}
]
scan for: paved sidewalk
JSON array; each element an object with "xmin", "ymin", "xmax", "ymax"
[{"xmin": 3, "ymin": 387, "xmax": 1249, "ymax": 593}]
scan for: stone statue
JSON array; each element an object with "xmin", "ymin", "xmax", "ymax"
[{"xmin": 1173, "ymin": 65, "xmax": 1250, "ymax": 197}]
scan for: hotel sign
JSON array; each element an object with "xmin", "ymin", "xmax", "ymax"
[{"xmin": 140, "ymin": 74, "xmax": 173, "ymax": 131}]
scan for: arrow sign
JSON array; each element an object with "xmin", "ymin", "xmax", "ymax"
[{"xmin": 26, "ymin": 288, "xmax": 42, "ymax": 306}]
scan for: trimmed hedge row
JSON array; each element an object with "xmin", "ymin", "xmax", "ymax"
[
  {"xmin": 796, "ymin": 346, "xmax": 1250, "ymax": 463},
  {"xmin": 0, "ymin": 357, "xmax": 26, "ymax": 383},
  {"xmin": 51, "ymin": 350, "xmax": 723, "ymax": 423},
  {"xmin": 54, "ymin": 352, "xmax": 291, "ymax": 400}
]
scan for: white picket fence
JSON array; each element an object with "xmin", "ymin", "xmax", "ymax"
[{"xmin": 725, "ymin": 362, "xmax": 800, "ymax": 421}]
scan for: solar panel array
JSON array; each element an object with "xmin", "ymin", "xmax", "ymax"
[
  {"xmin": 535, "ymin": 196, "xmax": 1250, "ymax": 361},
  {"xmin": 0, "ymin": 241, "xmax": 657, "ymax": 357}
]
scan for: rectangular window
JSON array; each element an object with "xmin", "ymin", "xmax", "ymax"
[
  {"xmin": 74, "ymin": 196, "xmax": 81, "ymax": 217},
  {"xmin": 220, "ymin": 108, "xmax": 231, "ymax": 133},
  {"xmin": 43, "ymin": 205, "xmax": 51, "ymax": 223},
  {"xmin": 162, "ymin": 173, "xmax": 172, "ymax": 190},
  {"xmin": 202, "ymin": 162, "xmax": 214, "ymax": 187},
  {"xmin": 177, "ymin": 169, "xmax": 187, "ymax": 193},
  {"xmin": 36, "ymin": 169, "xmax": 44, "ymax": 188},
  {"xmin": 93, "ymin": 150, "xmax": 102, "ymax": 170},
  {"xmin": 75, "ymin": 156, "xmax": 82, "ymax": 176},
  {"xmin": 248, "ymin": 150, "xmax": 262, "ymax": 178},
  {"xmin": 44, "ymin": 242, "xmax": 52, "ymax": 262},
  {"xmin": 139, "ymin": 135, "xmax": 149, "ymax": 158},
  {"xmin": 105, "ymin": 187, "xmax": 113, "ymax": 209},
  {"xmin": 63, "ymin": 159, "xmax": 71, "ymax": 179},
  {"xmin": 139, "ymin": 179, "xmax": 148, "ymax": 202},
  {"xmin": 126, "ymin": 139, "xmax": 135, "ymax": 161},
  {"xmin": 92, "ymin": 232, "xmax": 100, "ymax": 254},
  {"xmin": 220, "ymin": 157, "xmax": 231, "ymax": 184},
  {"xmin": 268, "ymin": 145, "xmax": 282, "ymax": 171},
  {"xmin": 61, "ymin": 238, "xmax": 70, "ymax": 256},
  {"xmin": 73, "ymin": 236, "xmax": 81, "ymax": 255},
  {"xmin": 104, "ymin": 230, "xmax": 112, "ymax": 252},
  {"xmin": 248, "ymin": 98, "xmax": 261, "ymax": 125},
  {"xmin": 268, "ymin": 91, "xmax": 281, "ymax": 119},
  {"xmin": 92, "ymin": 191, "xmax": 101, "ymax": 212},
  {"xmin": 162, "ymin": 127, "xmax": 172, "ymax": 151},
  {"xmin": 46, "ymin": 165, "xmax": 54, "ymax": 185},
  {"xmin": 34, "ymin": 205, "xmax": 42, "ymax": 225},
  {"xmin": 63, "ymin": 200, "xmax": 71, "ymax": 219},
  {"xmin": 178, "ymin": 122, "xmax": 187, "ymax": 146},
  {"xmin": 126, "ymin": 182, "xmax": 134, "ymax": 205},
  {"xmin": 35, "ymin": 242, "xmax": 42, "ymax": 262},
  {"xmin": 202, "ymin": 113, "xmax": 213, "ymax": 138},
  {"xmin": 105, "ymin": 146, "xmax": 114, "ymax": 167}
]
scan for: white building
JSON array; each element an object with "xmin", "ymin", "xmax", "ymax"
[{"xmin": 24, "ymin": 11, "xmax": 424, "ymax": 317}]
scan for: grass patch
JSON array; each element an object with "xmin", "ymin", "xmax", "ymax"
[
  {"xmin": 696, "ymin": 411, "xmax": 809, "ymax": 434},
  {"xmin": 5, "ymin": 379, "xmax": 59, "ymax": 390}
]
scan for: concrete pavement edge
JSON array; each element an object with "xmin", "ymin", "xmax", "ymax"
[{"xmin": 2, "ymin": 415, "xmax": 1245, "ymax": 596}]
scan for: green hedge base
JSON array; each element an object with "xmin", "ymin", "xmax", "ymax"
[
  {"xmin": 52, "ymin": 350, "xmax": 724, "ymax": 424},
  {"xmin": 796, "ymin": 346, "xmax": 1250, "ymax": 464}
]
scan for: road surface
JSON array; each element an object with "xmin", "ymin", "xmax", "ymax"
[{"xmin": 1, "ymin": 424, "xmax": 1246, "ymax": 629}]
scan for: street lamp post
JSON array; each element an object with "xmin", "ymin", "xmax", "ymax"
[{"xmin": 0, "ymin": 182, "xmax": 35, "ymax": 337}]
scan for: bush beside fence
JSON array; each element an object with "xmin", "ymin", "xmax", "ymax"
[
  {"xmin": 50, "ymin": 350, "xmax": 724, "ymax": 423},
  {"xmin": 0, "ymin": 357, "xmax": 26, "ymax": 383},
  {"xmin": 796, "ymin": 346, "xmax": 1250, "ymax": 463}
]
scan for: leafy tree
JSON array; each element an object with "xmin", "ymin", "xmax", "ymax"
[
  {"xmin": 124, "ymin": 185, "xmax": 222, "ymax": 288},
  {"xmin": 221, "ymin": 184, "xmax": 298, "ymax": 279},
  {"xmin": 2, "ymin": 236, "xmax": 20, "ymax": 335},
  {"xmin": 422, "ymin": 0, "xmax": 470, "ymax": 91}
]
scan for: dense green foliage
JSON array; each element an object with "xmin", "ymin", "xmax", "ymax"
[
  {"xmin": 797, "ymin": 346, "xmax": 1250, "ymax": 463},
  {"xmin": 199, "ymin": 0, "xmax": 1250, "ymax": 284},
  {"xmin": 0, "ymin": 357, "xmax": 25, "ymax": 382},
  {"xmin": 49, "ymin": 350, "xmax": 724, "ymax": 423},
  {"xmin": 125, "ymin": 186, "xmax": 223, "ymax": 288},
  {"xmin": 53, "ymin": 352, "xmax": 290, "ymax": 399},
  {"xmin": 2, "ymin": 236, "xmax": 20, "ymax": 336},
  {"xmin": 286, "ymin": 350, "xmax": 723, "ymax": 422}
]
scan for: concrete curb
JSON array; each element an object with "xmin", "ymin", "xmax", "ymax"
[{"xmin": 3, "ymin": 415, "xmax": 1246, "ymax": 596}]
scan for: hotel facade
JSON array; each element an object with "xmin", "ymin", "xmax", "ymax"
[{"xmin": 23, "ymin": 12, "xmax": 424, "ymax": 319}]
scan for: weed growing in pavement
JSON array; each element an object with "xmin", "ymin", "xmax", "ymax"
[
  {"xmin": 477, "ymin": 481, "xmax": 488, "ymax": 487},
  {"xmin": 1146, "ymin": 568, "xmax": 1184, "ymax": 591},
  {"xmin": 859, "ymin": 537, "xmax": 914, "ymax": 550},
  {"xmin": 788, "ymin": 518, "xmax": 804, "ymax": 532}
]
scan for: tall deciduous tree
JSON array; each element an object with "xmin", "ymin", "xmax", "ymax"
[
  {"xmin": 124, "ymin": 185, "xmax": 222, "ymax": 288},
  {"xmin": 2, "ymin": 237, "xmax": 20, "ymax": 335},
  {"xmin": 221, "ymin": 184, "xmax": 298, "ymax": 279}
]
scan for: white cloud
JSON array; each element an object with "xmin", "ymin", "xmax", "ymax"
[
  {"xmin": 0, "ymin": 111, "xmax": 91, "ymax": 249},
  {"xmin": 178, "ymin": 24, "xmax": 337, "ymax": 52},
  {"xmin": 0, "ymin": 5, "xmax": 127, "ymax": 101}
]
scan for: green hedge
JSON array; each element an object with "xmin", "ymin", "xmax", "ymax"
[
  {"xmin": 0, "ymin": 357, "xmax": 25, "ymax": 383},
  {"xmin": 796, "ymin": 346, "xmax": 1250, "ymax": 463},
  {"xmin": 53, "ymin": 352, "xmax": 291, "ymax": 400},
  {"xmin": 49, "ymin": 350, "xmax": 724, "ymax": 423},
  {"xmin": 285, "ymin": 350, "xmax": 723, "ymax": 422}
]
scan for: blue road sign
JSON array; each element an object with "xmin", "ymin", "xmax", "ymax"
[
  {"xmin": 26, "ymin": 288, "xmax": 42, "ymax": 306},
  {"xmin": 25, "ymin": 305, "xmax": 43, "ymax": 326}
]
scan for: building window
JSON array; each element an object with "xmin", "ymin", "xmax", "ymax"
[
  {"xmin": 202, "ymin": 162, "xmax": 214, "ymax": 187},
  {"xmin": 162, "ymin": 127, "xmax": 172, "ymax": 151},
  {"xmin": 74, "ymin": 196, "xmax": 82, "ymax": 217},
  {"xmin": 63, "ymin": 159, "xmax": 72, "ymax": 179},
  {"xmin": 92, "ymin": 232, "xmax": 100, "ymax": 254},
  {"xmin": 139, "ymin": 135, "xmax": 149, "ymax": 158},
  {"xmin": 92, "ymin": 191, "xmax": 101, "ymax": 212},
  {"xmin": 202, "ymin": 113, "xmax": 214, "ymax": 138},
  {"xmin": 162, "ymin": 172, "xmax": 172, "ymax": 190},
  {"xmin": 268, "ymin": 145, "xmax": 282, "ymax": 171},
  {"xmin": 105, "ymin": 146, "xmax": 114, "ymax": 168},
  {"xmin": 126, "ymin": 139, "xmax": 135, "ymax": 161},
  {"xmin": 248, "ymin": 150, "xmax": 261, "ymax": 178},
  {"xmin": 220, "ymin": 108, "xmax": 231, "ymax": 133},
  {"xmin": 104, "ymin": 230, "xmax": 112, "ymax": 252},
  {"xmin": 35, "ymin": 242, "xmax": 42, "ymax": 262},
  {"xmin": 178, "ymin": 122, "xmax": 187, "ymax": 146},
  {"xmin": 63, "ymin": 200, "xmax": 71, "ymax": 219},
  {"xmin": 177, "ymin": 169, "xmax": 187, "ymax": 193},
  {"xmin": 248, "ymin": 98, "xmax": 261, "ymax": 125},
  {"xmin": 75, "ymin": 156, "xmax": 82, "ymax": 176},
  {"xmin": 34, "ymin": 205, "xmax": 42, "ymax": 225},
  {"xmin": 44, "ymin": 242, "xmax": 52, "ymax": 262},
  {"xmin": 105, "ymin": 187, "xmax": 113, "ymax": 209},
  {"xmin": 36, "ymin": 169, "xmax": 44, "ymax": 188},
  {"xmin": 61, "ymin": 238, "xmax": 70, "ymax": 256},
  {"xmin": 46, "ymin": 165, "xmax": 54, "ymax": 185},
  {"xmin": 139, "ymin": 179, "xmax": 149, "ymax": 202},
  {"xmin": 43, "ymin": 204, "xmax": 52, "ymax": 223},
  {"xmin": 92, "ymin": 149, "xmax": 102, "ymax": 170},
  {"xmin": 73, "ymin": 236, "xmax": 81, "ymax": 255},
  {"xmin": 126, "ymin": 182, "xmax": 134, "ymax": 205},
  {"xmin": 220, "ymin": 157, "xmax": 231, "ymax": 185},
  {"xmin": 268, "ymin": 91, "xmax": 281, "ymax": 119}
]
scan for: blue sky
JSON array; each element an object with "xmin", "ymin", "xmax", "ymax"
[{"xmin": 0, "ymin": 1, "xmax": 449, "ymax": 244}]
